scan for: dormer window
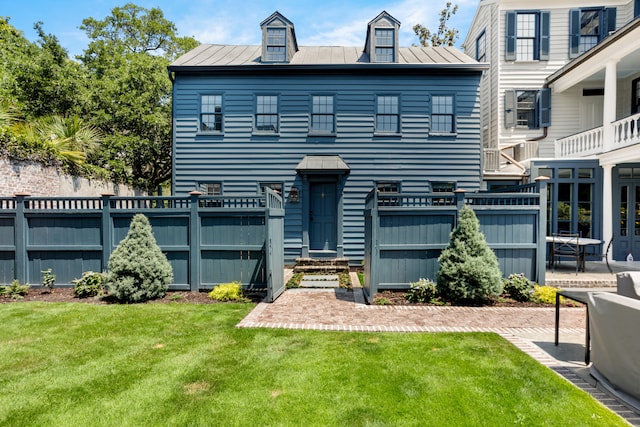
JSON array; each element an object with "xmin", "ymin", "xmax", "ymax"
[
  {"xmin": 364, "ymin": 11, "xmax": 400, "ymax": 63},
  {"xmin": 260, "ymin": 12, "xmax": 298, "ymax": 63},
  {"xmin": 375, "ymin": 29, "xmax": 394, "ymax": 62},
  {"xmin": 266, "ymin": 28, "xmax": 286, "ymax": 62}
]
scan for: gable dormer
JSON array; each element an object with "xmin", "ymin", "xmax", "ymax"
[
  {"xmin": 364, "ymin": 11, "xmax": 400, "ymax": 63},
  {"xmin": 260, "ymin": 12, "xmax": 298, "ymax": 63}
]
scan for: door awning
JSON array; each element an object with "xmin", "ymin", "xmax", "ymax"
[{"xmin": 296, "ymin": 155, "xmax": 350, "ymax": 174}]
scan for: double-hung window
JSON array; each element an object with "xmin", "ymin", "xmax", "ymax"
[
  {"xmin": 199, "ymin": 182, "xmax": 222, "ymax": 196},
  {"xmin": 505, "ymin": 11, "xmax": 550, "ymax": 61},
  {"xmin": 374, "ymin": 29, "xmax": 394, "ymax": 62},
  {"xmin": 200, "ymin": 95, "xmax": 223, "ymax": 132},
  {"xmin": 255, "ymin": 95, "xmax": 278, "ymax": 133},
  {"xmin": 311, "ymin": 95, "xmax": 334, "ymax": 134},
  {"xmin": 476, "ymin": 30, "xmax": 486, "ymax": 62},
  {"xmin": 431, "ymin": 95, "xmax": 455, "ymax": 133},
  {"xmin": 375, "ymin": 95, "xmax": 399, "ymax": 133},
  {"xmin": 504, "ymin": 88, "xmax": 551, "ymax": 129},
  {"xmin": 569, "ymin": 8, "xmax": 616, "ymax": 58},
  {"xmin": 266, "ymin": 28, "xmax": 286, "ymax": 62}
]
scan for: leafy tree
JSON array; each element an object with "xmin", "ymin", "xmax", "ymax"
[
  {"xmin": 78, "ymin": 3, "xmax": 198, "ymax": 191},
  {"xmin": 413, "ymin": 2, "xmax": 459, "ymax": 47},
  {"xmin": 104, "ymin": 214, "xmax": 173, "ymax": 303},
  {"xmin": 436, "ymin": 205, "xmax": 503, "ymax": 304}
]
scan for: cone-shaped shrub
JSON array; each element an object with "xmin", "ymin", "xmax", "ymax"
[
  {"xmin": 105, "ymin": 214, "xmax": 173, "ymax": 303},
  {"xmin": 436, "ymin": 205, "xmax": 503, "ymax": 304}
]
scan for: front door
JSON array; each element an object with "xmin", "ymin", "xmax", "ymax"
[
  {"xmin": 309, "ymin": 182, "xmax": 337, "ymax": 254},
  {"xmin": 616, "ymin": 183, "xmax": 640, "ymax": 260}
]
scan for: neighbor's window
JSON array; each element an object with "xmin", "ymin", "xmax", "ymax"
[
  {"xmin": 255, "ymin": 95, "xmax": 279, "ymax": 133},
  {"xmin": 200, "ymin": 95, "xmax": 222, "ymax": 132},
  {"xmin": 311, "ymin": 95, "xmax": 334, "ymax": 133},
  {"xmin": 376, "ymin": 181, "xmax": 400, "ymax": 193},
  {"xmin": 504, "ymin": 88, "xmax": 551, "ymax": 129},
  {"xmin": 260, "ymin": 182, "xmax": 283, "ymax": 195},
  {"xmin": 375, "ymin": 95, "xmax": 399, "ymax": 133},
  {"xmin": 476, "ymin": 30, "xmax": 486, "ymax": 62},
  {"xmin": 569, "ymin": 7, "xmax": 616, "ymax": 58},
  {"xmin": 431, "ymin": 182, "xmax": 456, "ymax": 193},
  {"xmin": 374, "ymin": 28, "xmax": 394, "ymax": 62},
  {"xmin": 266, "ymin": 27, "xmax": 286, "ymax": 62},
  {"xmin": 505, "ymin": 11, "xmax": 550, "ymax": 61}
]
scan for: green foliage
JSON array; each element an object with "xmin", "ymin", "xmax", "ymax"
[
  {"xmin": 286, "ymin": 272, "xmax": 304, "ymax": 288},
  {"xmin": 104, "ymin": 214, "xmax": 173, "ymax": 303},
  {"xmin": 436, "ymin": 205, "xmax": 503, "ymax": 304},
  {"xmin": 533, "ymin": 285, "xmax": 560, "ymax": 305},
  {"xmin": 41, "ymin": 268, "xmax": 55, "ymax": 292},
  {"xmin": 208, "ymin": 282, "xmax": 244, "ymax": 302},
  {"xmin": 413, "ymin": 2, "xmax": 459, "ymax": 47},
  {"xmin": 502, "ymin": 274, "xmax": 535, "ymax": 302},
  {"xmin": 405, "ymin": 278, "xmax": 438, "ymax": 303},
  {"xmin": 72, "ymin": 271, "xmax": 105, "ymax": 298},
  {"xmin": 1, "ymin": 280, "xmax": 30, "ymax": 299},
  {"xmin": 374, "ymin": 296, "xmax": 392, "ymax": 305}
]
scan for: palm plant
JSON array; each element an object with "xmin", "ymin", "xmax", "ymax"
[{"xmin": 36, "ymin": 115, "xmax": 103, "ymax": 166}]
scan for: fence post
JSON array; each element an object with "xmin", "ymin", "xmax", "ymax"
[
  {"xmin": 534, "ymin": 176, "xmax": 549, "ymax": 284},
  {"xmin": 189, "ymin": 191, "xmax": 202, "ymax": 292},
  {"xmin": 14, "ymin": 192, "xmax": 30, "ymax": 284},
  {"xmin": 454, "ymin": 189, "xmax": 466, "ymax": 224},
  {"xmin": 101, "ymin": 193, "xmax": 114, "ymax": 272}
]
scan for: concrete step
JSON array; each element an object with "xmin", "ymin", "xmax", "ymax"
[{"xmin": 293, "ymin": 257, "xmax": 350, "ymax": 274}]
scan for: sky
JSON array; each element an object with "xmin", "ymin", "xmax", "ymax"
[{"xmin": 2, "ymin": 0, "xmax": 479, "ymax": 58}]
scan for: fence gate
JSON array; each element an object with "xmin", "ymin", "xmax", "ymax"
[{"xmin": 265, "ymin": 188, "xmax": 285, "ymax": 302}]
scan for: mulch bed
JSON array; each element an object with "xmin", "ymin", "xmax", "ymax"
[
  {"xmin": 0, "ymin": 287, "xmax": 266, "ymax": 305},
  {"xmin": 373, "ymin": 289, "xmax": 575, "ymax": 307}
]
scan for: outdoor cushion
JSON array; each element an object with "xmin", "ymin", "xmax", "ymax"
[
  {"xmin": 588, "ymin": 292, "xmax": 640, "ymax": 409},
  {"xmin": 616, "ymin": 271, "xmax": 640, "ymax": 300}
]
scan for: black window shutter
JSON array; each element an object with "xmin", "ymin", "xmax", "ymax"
[
  {"xmin": 504, "ymin": 90, "xmax": 516, "ymax": 128},
  {"xmin": 539, "ymin": 11, "xmax": 550, "ymax": 60},
  {"xmin": 604, "ymin": 8, "xmax": 617, "ymax": 39},
  {"xmin": 538, "ymin": 88, "xmax": 551, "ymax": 128},
  {"xmin": 569, "ymin": 9, "xmax": 580, "ymax": 58},
  {"xmin": 505, "ymin": 11, "xmax": 516, "ymax": 61}
]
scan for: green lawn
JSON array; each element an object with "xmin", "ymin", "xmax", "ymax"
[{"xmin": 0, "ymin": 303, "xmax": 625, "ymax": 426}]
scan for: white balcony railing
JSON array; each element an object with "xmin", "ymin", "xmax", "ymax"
[
  {"xmin": 555, "ymin": 112, "xmax": 640, "ymax": 158},
  {"xmin": 612, "ymin": 112, "xmax": 640, "ymax": 150},
  {"xmin": 556, "ymin": 126, "xmax": 603, "ymax": 157}
]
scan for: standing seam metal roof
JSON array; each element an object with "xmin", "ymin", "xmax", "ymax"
[{"xmin": 170, "ymin": 44, "xmax": 478, "ymax": 67}]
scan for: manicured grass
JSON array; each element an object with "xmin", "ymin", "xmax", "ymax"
[{"xmin": 0, "ymin": 303, "xmax": 625, "ymax": 426}]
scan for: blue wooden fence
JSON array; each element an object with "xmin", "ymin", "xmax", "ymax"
[
  {"xmin": 363, "ymin": 180, "xmax": 548, "ymax": 303},
  {"xmin": 0, "ymin": 189, "xmax": 284, "ymax": 301}
]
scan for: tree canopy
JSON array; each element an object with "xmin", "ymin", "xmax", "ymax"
[
  {"xmin": 0, "ymin": 4, "xmax": 198, "ymax": 192},
  {"xmin": 413, "ymin": 2, "xmax": 459, "ymax": 47}
]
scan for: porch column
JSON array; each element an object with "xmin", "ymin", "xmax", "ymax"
[
  {"xmin": 602, "ymin": 59, "xmax": 619, "ymax": 152},
  {"xmin": 601, "ymin": 163, "xmax": 614, "ymax": 261}
]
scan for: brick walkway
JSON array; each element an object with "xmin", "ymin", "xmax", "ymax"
[{"xmin": 237, "ymin": 280, "xmax": 640, "ymax": 425}]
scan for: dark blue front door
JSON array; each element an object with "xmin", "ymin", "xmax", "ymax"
[{"xmin": 310, "ymin": 182, "xmax": 337, "ymax": 252}]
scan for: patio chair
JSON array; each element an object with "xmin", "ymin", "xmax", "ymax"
[{"xmin": 552, "ymin": 232, "xmax": 581, "ymax": 274}]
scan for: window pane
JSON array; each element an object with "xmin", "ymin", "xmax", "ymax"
[
  {"xmin": 619, "ymin": 167, "xmax": 633, "ymax": 179},
  {"xmin": 201, "ymin": 95, "xmax": 222, "ymax": 131},
  {"xmin": 558, "ymin": 168, "xmax": 573, "ymax": 179},
  {"xmin": 375, "ymin": 29, "xmax": 393, "ymax": 46},
  {"xmin": 557, "ymin": 182, "xmax": 572, "ymax": 232},
  {"xmin": 256, "ymin": 96, "xmax": 278, "ymax": 132},
  {"xmin": 621, "ymin": 185, "xmax": 628, "ymax": 236},
  {"xmin": 267, "ymin": 28, "xmax": 285, "ymax": 45},
  {"xmin": 516, "ymin": 13, "xmax": 536, "ymax": 61},
  {"xmin": 199, "ymin": 182, "xmax": 221, "ymax": 196},
  {"xmin": 311, "ymin": 96, "xmax": 334, "ymax": 132},
  {"xmin": 539, "ymin": 168, "xmax": 554, "ymax": 178},
  {"xmin": 578, "ymin": 183, "xmax": 593, "ymax": 238},
  {"xmin": 578, "ymin": 168, "xmax": 593, "ymax": 178},
  {"xmin": 432, "ymin": 95, "xmax": 454, "ymax": 132},
  {"xmin": 266, "ymin": 46, "xmax": 285, "ymax": 61},
  {"xmin": 377, "ymin": 182, "xmax": 399, "ymax": 193},
  {"xmin": 516, "ymin": 90, "xmax": 535, "ymax": 127},
  {"xmin": 376, "ymin": 96, "xmax": 399, "ymax": 132}
]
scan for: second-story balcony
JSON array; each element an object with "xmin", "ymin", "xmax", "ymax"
[{"xmin": 556, "ymin": 112, "xmax": 640, "ymax": 158}]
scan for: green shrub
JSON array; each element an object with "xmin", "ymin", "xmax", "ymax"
[
  {"xmin": 208, "ymin": 282, "xmax": 243, "ymax": 301},
  {"xmin": 502, "ymin": 273, "xmax": 535, "ymax": 302},
  {"xmin": 104, "ymin": 214, "xmax": 173, "ymax": 303},
  {"xmin": 405, "ymin": 278, "xmax": 438, "ymax": 303},
  {"xmin": 41, "ymin": 268, "xmax": 55, "ymax": 292},
  {"xmin": 436, "ymin": 205, "xmax": 503, "ymax": 304},
  {"xmin": 1, "ymin": 280, "xmax": 30, "ymax": 299},
  {"xmin": 533, "ymin": 285, "xmax": 560, "ymax": 305},
  {"xmin": 72, "ymin": 271, "xmax": 105, "ymax": 298}
]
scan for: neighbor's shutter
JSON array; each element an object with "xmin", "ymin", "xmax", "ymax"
[
  {"xmin": 538, "ymin": 88, "xmax": 551, "ymax": 128},
  {"xmin": 604, "ymin": 8, "xmax": 617, "ymax": 38},
  {"xmin": 505, "ymin": 11, "xmax": 517, "ymax": 61},
  {"xmin": 569, "ymin": 9, "xmax": 581, "ymax": 58},
  {"xmin": 539, "ymin": 11, "xmax": 550, "ymax": 60},
  {"xmin": 504, "ymin": 90, "xmax": 517, "ymax": 128}
]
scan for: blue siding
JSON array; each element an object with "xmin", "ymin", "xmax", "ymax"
[{"xmin": 172, "ymin": 72, "xmax": 483, "ymax": 263}]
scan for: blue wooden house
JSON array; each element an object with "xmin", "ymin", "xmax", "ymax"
[{"xmin": 168, "ymin": 11, "xmax": 487, "ymax": 266}]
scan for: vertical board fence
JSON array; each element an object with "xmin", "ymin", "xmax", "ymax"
[
  {"xmin": 0, "ymin": 189, "xmax": 285, "ymax": 301},
  {"xmin": 363, "ymin": 181, "xmax": 547, "ymax": 303}
]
